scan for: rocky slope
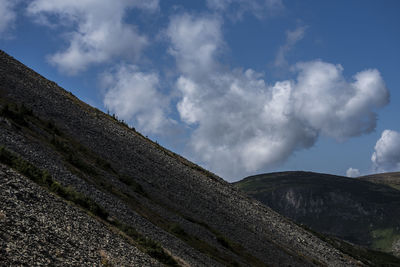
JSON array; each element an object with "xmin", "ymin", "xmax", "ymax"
[
  {"xmin": 0, "ymin": 49, "xmax": 371, "ymax": 266},
  {"xmin": 235, "ymin": 171, "xmax": 400, "ymax": 260},
  {"xmin": 0, "ymin": 163, "xmax": 162, "ymax": 266}
]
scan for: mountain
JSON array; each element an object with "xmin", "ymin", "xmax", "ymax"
[
  {"xmin": 1, "ymin": 49, "xmax": 397, "ymax": 266},
  {"xmin": 234, "ymin": 171, "xmax": 400, "ymax": 260},
  {"xmin": 358, "ymin": 172, "xmax": 400, "ymax": 191}
]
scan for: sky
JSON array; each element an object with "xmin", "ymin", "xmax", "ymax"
[{"xmin": 1, "ymin": 0, "xmax": 400, "ymax": 181}]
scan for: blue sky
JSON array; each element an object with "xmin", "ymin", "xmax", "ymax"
[{"xmin": 1, "ymin": 0, "xmax": 399, "ymax": 181}]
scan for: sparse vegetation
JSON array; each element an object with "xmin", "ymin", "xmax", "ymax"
[
  {"xmin": 0, "ymin": 145, "xmax": 178, "ymax": 266},
  {"xmin": 118, "ymin": 174, "xmax": 146, "ymax": 196},
  {"xmin": 179, "ymin": 216, "xmax": 264, "ymax": 266},
  {"xmin": 0, "ymin": 146, "xmax": 109, "ymax": 220},
  {"xmin": 303, "ymin": 225, "xmax": 400, "ymax": 266},
  {"xmin": 371, "ymin": 228, "xmax": 400, "ymax": 252},
  {"xmin": 0, "ymin": 101, "xmax": 246, "ymax": 266},
  {"xmin": 169, "ymin": 223, "xmax": 188, "ymax": 238},
  {"xmin": 111, "ymin": 221, "xmax": 178, "ymax": 266},
  {"xmin": 0, "ymin": 103, "xmax": 32, "ymax": 127},
  {"xmin": 95, "ymin": 157, "xmax": 114, "ymax": 173}
]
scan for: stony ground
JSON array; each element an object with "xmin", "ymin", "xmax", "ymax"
[{"xmin": 0, "ymin": 163, "xmax": 162, "ymax": 266}]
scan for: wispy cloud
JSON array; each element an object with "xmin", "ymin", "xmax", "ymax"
[
  {"xmin": 275, "ymin": 26, "xmax": 307, "ymax": 68},
  {"xmin": 206, "ymin": 0, "xmax": 284, "ymax": 20},
  {"xmin": 0, "ymin": 0, "xmax": 17, "ymax": 37}
]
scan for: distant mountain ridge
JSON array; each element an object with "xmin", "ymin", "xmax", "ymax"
[
  {"xmin": 358, "ymin": 172, "xmax": 400, "ymax": 191},
  {"xmin": 235, "ymin": 171, "xmax": 400, "ymax": 259},
  {"xmin": 0, "ymin": 49, "xmax": 376, "ymax": 265}
]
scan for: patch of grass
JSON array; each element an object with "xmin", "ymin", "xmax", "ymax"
[
  {"xmin": 66, "ymin": 153, "xmax": 98, "ymax": 176},
  {"xmin": 371, "ymin": 228, "xmax": 400, "ymax": 252},
  {"xmin": 112, "ymin": 221, "xmax": 178, "ymax": 266},
  {"xmin": 302, "ymin": 224, "xmax": 400, "ymax": 266},
  {"xmin": 50, "ymin": 136, "xmax": 98, "ymax": 176},
  {"xmin": 182, "ymin": 216, "xmax": 265, "ymax": 267},
  {"xmin": 162, "ymin": 218, "xmax": 244, "ymax": 266}
]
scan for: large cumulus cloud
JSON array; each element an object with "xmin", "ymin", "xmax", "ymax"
[{"xmin": 167, "ymin": 13, "xmax": 389, "ymax": 179}]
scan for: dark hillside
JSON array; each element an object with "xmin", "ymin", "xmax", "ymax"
[
  {"xmin": 0, "ymin": 49, "xmax": 365, "ymax": 266},
  {"xmin": 235, "ymin": 171, "xmax": 400, "ymax": 259}
]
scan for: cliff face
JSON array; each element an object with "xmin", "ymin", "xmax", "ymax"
[
  {"xmin": 235, "ymin": 171, "xmax": 400, "ymax": 258},
  {"xmin": 0, "ymin": 49, "xmax": 366, "ymax": 266}
]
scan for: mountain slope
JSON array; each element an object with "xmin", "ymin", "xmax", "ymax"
[
  {"xmin": 234, "ymin": 171, "xmax": 400, "ymax": 259},
  {"xmin": 0, "ymin": 49, "xmax": 365, "ymax": 266},
  {"xmin": 358, "ymin": 172, "xmax": 400, "ymax": 191},
  {"xmin": 0, "ymin": 163, "xmax": 162, "ymax": 266}
]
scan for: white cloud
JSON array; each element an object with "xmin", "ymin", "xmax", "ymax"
[
  {"xmin": 176, "ymin": 71, "xmax": 318, "ymax": 177},
  {"xmin": 27, "ymin": 0, "xmax": 159, "ymax": 74},
  {"xmin": 176, "ymin": 64, "xmax": 389, "ymax": 179},
  {"xmin": 372, "ymin": 130, "xmax": 400, "ymax": 172},
  {"xmin": 292, "ymin": 62, "xmax": 389, "ymax": 140},
  {"xmin": 167, "ymin": 13, "xmax": 389, "ymax": 180},
  {"xmin": 102, "ymin": 64, "xmax": 170, "ymax": 134},
  {"xmin": 206, "ymin": 0, "xmax": 283, "ymax": 19},
  {"xmin": 166, "ymin": 13, "xmax": 223, "ymax": 78},
  {"xmin": 275, "ymin": 26, "xmax": 307, "ymax": 67},
  {"xmin": 346, "ymin": 168, "xmax": 360, "ymax": 178},
  {"xmin": 0, "ymin": 0, "xmax": 17, "ymax": 36}
]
